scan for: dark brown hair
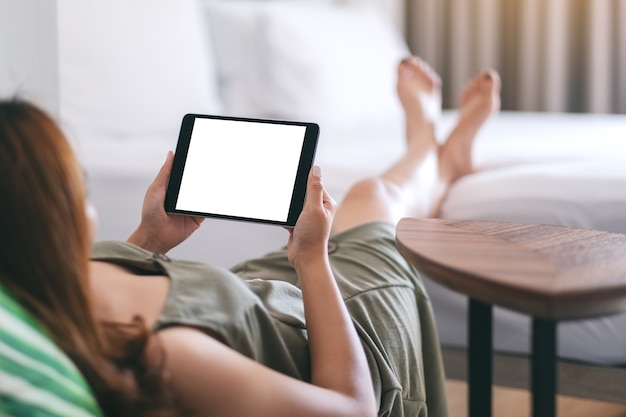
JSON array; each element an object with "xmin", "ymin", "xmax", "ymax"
[{"xmin": 0, "ymin": 98, "xmax": 178, "ymax": 416}]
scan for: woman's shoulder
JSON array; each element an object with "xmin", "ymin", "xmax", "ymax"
[
  {"xmin": 91, "ymin": 239, "xmax": 149, "ymax": 258},
  {"xmin": 91, "ymin": 240, "xmax": 226, "ymax": 277}
]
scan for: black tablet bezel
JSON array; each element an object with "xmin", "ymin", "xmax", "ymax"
[{"xmin": 164, "ymin": 113, "xmax": 319, "ymax": 227}]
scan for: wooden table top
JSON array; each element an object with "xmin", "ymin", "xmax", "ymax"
[{"xmin": 396, "ymin": 218, "xmax": 626, "ymax": 320}]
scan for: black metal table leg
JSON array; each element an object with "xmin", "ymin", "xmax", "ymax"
[
  {"xmin": 469, "ymin": 298, "xmax": 493, "ymax": 417},
  {"xmin": 532, "ymin": 318, "xmax": 557, "ymax": 417}
]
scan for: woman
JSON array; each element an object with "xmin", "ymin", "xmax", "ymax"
[{"xmin": 0, "ymin": 57, "xmax": 500, "ymax": 417}]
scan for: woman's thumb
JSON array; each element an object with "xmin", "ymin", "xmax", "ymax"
[{"xmin": 305, "ymin": 166, "xmax": 324, "ymax": 207}]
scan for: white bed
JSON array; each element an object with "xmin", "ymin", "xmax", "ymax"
[{"xmin": 56, "ymin": 0, "xmax": 626, "ymax": 397}]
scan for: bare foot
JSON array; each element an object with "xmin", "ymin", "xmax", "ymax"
[
  {"xmin": 396, "ymin": 56, "xmax": 441, "ymax": 152},
  {"xmin": 439, "ymin": 69, "xmax": 501, "ymax": 182}
]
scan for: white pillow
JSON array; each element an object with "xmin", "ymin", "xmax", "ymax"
[
  {"xmin": 58, "ymin": 0, "xmax": 222, "ymax": 143},
  {"xmin": 203, "ymin": 1, "xmax": 266, "ymax": 118},
  {"xmin": 440, "ymin": 160, "xmax": 626, "ymax": 235},
  {"xmin": 206, "ymin": 1, "xmax": 409, "ymax": 124}
]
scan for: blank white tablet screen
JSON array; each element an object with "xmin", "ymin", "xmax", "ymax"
[{"xmin": 175, "ymin": 118, "xmax": 306, "ymax": 222}]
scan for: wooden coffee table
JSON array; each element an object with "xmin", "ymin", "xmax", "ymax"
[{"xmin": 395, "ymin": 218, "xmax": 626, "ymax": 417}]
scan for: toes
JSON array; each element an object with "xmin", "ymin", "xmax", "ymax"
[
  {"xmin": 398, "ymin": 56, "xmax": 441, "ymax": 88},
  {"xmin": 461, "ymin": 69, "xmax": 501, "ymax": 101},
  {"xmin": 479, "ymin": 69, "xmax": 501, "ymax": 92},
  {"xmin": 399, "ymin": 64, "xmax": 415, "ymax": 79},
  {"xmin": 458, "ymin": 70, "xmax": 501, "ymax": 111},
  {"xmin": 398, "ymin": 56, "xmax": 419, "ymax": 79},
  {"xmin": 415, "ymin": 58, "xmax": 441, "ymax": 86}
]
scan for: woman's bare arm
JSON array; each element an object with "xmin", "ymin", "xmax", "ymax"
[
  {"xmin": 287, "ymin": 167, "xmax": 375, "ymax": 409},
  {"xmin": 158, "ymin": 327, "xmax": 376, "ymax": 417}
]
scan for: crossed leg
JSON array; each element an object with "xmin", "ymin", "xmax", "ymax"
[{"xmin": 331, "ymin": 57, "xmax": 501, "ymax": 234}]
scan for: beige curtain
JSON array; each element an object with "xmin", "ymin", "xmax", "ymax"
[{"xmin": 405, "ymin": 0, "xmax": 626, "ymax": 114}]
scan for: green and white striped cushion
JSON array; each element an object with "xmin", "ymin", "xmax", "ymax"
[{"xmin": 0, "ymin": 284, "xmax": 103, "ymax": 417}]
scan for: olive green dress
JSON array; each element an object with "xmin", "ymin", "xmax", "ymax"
[{"xmin": 91, "ymin": 222, "xmax": 448, "ymax": 417}]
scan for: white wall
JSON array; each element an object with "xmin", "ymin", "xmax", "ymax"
[{"xmin": 0, "ymin": 0, "xmax": 59, "ymax": 116}]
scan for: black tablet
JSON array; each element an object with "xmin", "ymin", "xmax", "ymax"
[{"xmin": 165, "ymin": 114, "xmax": 319, "ymax": 226}]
